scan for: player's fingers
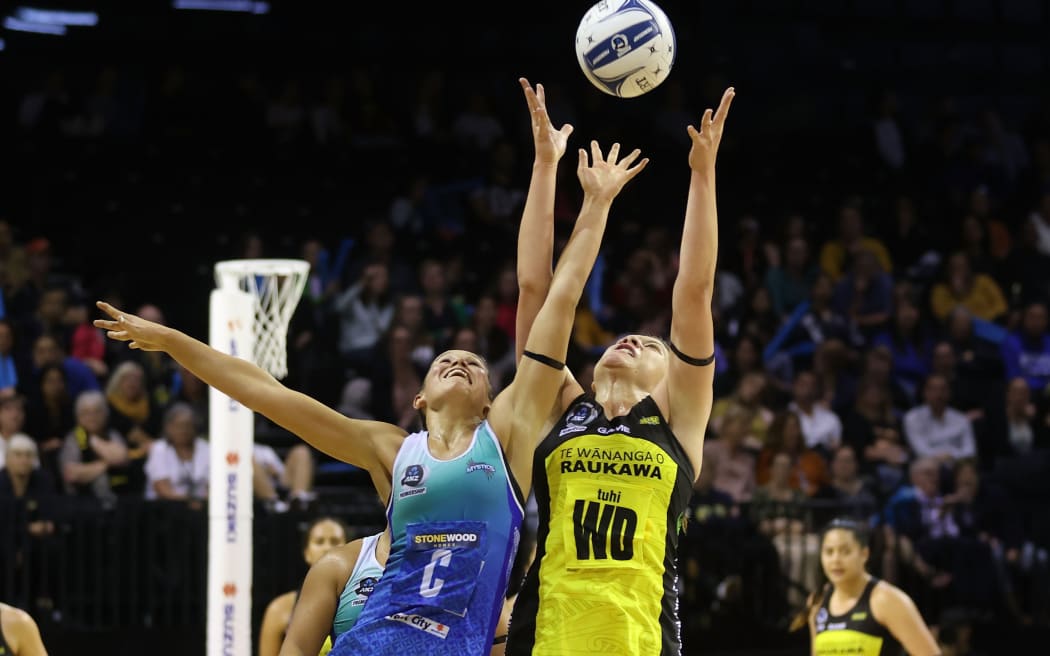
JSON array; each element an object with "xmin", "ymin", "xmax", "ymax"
[
  {"xmin": 686, "ymin": 125, "xmax": 699, "ymax": 140},
  {"xmin": 702, "ymin": 108, "xmax": 714, "ymax": 126},
  {"xmin": 106, "ymin": 330, "xmax": 131, "ymax": 342},
  {"xmin": 607, "ymin": 142, "xmax": 621, "ymax": 164},
  {"xmin": 714, "ymin": 87, "xmax": 735, "ymax": 125},
  {"xmin": 537, "ymin": 83, "xmax": 546, "ymax": 106},
  {"xmin": 560, "ymin": 124, "xmax": 575, "ymax": 139},
  {"xmin": 625, "ymin": 157, "xmax": 650, "ymax": 179},
  {"xmin": 96, "ymin": 300, "xmax": 121, "ymax": 319},
  {"xmin": 618, "ymin": 148, "xmax": 642, "ymax": 168},
  {"xmin": 590, "ymin": 140, "xmax": 603, "ymax": 163},
  {"xmin": 578, "ymin": 148, "xmax": 588, "ymax": 171}
]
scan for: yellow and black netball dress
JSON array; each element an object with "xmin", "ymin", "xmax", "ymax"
[
  {"xmin": 813, "ymin": 577, "xmax": 904, "ymax": 656},
  {"xmin": 508, "ymin": 393, "xmax": 695, "ymax": 655}
]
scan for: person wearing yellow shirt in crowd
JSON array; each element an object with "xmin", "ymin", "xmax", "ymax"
[
  {"xmin": 929, "ymin": 251, "xmax": 1008, "ymax": 323},
  {"xmin": 819, "ymin": 203, "xmax": 893, "ymax": 281}
]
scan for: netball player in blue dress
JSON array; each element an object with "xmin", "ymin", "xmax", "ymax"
[{"xmin": 96, "ymin": 133, "xmax": 647, "ymax": 655}]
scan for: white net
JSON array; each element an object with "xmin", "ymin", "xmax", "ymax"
[{"xmin": 214, "ymin": 259, "xmax": 310, "ymax": 379}]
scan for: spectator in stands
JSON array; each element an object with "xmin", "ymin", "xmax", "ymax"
[
  {"xmin": 120, "ymin": 304, "xmax": 180, "ymax": 408},
  {"xmin": 756, "ymin": 410, "xmax": 829, "ymax": 497},
  {"xmin": 872, "ymin": 294, "xmax": 933, "ymax": 405},
  {"xmin": 975, "ymin": 377, "xmax": 1050, "ymax": 467},
  {"xmin": 715, "ymin": 334, "xmax": 763, "ymax": 398},
  {"xmin": 840, "ymin": 376, "xmax": 909, "ymax": 494},
  {"xmin": 903, "ymin": 373, "xmax": 977, "ymax": 472},
  {"xmin": 764, "ymin": 235, "xmax": 817, "ymax": 321},
  {"xmin": 818, "ymin": 201, "xmax": 892, "ymax": 282},
  {"xmin": 710, "ymin": 371, "xmax": 773, "ymax": 448},
  {"xmin": 143, "ymin": 402, "xmax": 208, "ymax": 503},
  {"xmin": 27, "ymin": 333, "xmax": 99, "ymax": 403},
  {"xmin": 882, "ymin": 456, "xmax": 958, "ymax": 587},
  {"xmin": 0, "ymin": 319, "xmax": 21, "ymax": 397},
  {"xmin": 788, "ymin": 369, "xmax": 842, "ymax": 457},
  {"xmin": 702, "ymin": 411, "xmax": 758, "ymax": 503},
  {"xmin": 831, "ymin": 249, "xmax": 894, "ymax": 342},
  {"xmin": 105, "ymin": 360, "xmax": 162, "ymax": 476},
  {"xmin": 930, "ymin": 251, "xmax": 1008, "ymax": 323},
  {"xmin": 751, "ymin": 450, "xmax": 820, "ymax": 604},
  {"xmin": 22, "ymin": 364, "xmax": 72, "ymax": 483},
  {"xmin": 0, "ymin": 435, "xmax": 56, "ymax": 538},
  {"xmin": 813, "ymin": 444, "xmax": 879, "ymax": 524},
  {"xmin": 939, "ymin": 310, "xmax": 1004, "ymax": 417},
  {"xmin": 1001, "ymin": 300, "xmax": 1050, "ymax": 395},
  {"xmin": 0, "ymin": 395, "xmax": 27, "ymax": 469},
  {"xmin": 63, "ymin": 295, "xmax": 108, "ymax": 380},
  {"xmin": 58, "ymin": 390, "xmax": 132, "ymax": 502},
  {"xmin": 333, "ymin": 262, "xmax": 395, "ymax": 377},
  {"xmin": 252, "ymin": 440, "xmax": 316, "ymax": 512}
]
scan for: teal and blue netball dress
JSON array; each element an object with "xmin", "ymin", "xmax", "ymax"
[
  {"xmin": 331, "ymin": 531, "xmax": 386, "ymax": 642},
  {"xmin": 330, "ymin": 422, "xmax": 524, "ymax": 656}
]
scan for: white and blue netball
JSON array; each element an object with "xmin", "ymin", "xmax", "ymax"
[{"xmin": 574, "ymin": 0, "xmax": 676, "ymax": 98}]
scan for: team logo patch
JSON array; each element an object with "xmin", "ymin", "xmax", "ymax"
[
  {"xmin": 567, "ymin": 401, "xmax": 599, "ymax": 426},
  {"xmin": 386, "ymin": 612, "xmax": 450, "ymax": 639},
  {"xmin": 466, "ymin": 458, "xmax": 495, "ymax": 479},
  {"xmin": 354, "ymin": 576, "xmax": 378, "ymax": 598},
  {"xmin": 639, "ymin": 415, "xmax": 660, "ymax": 425},
  {"xmin": 401, "ymin": 464, "xmax": 426, "ymax": 487},
  {"xmin": 815, "ymin": 606, "xmax": 828, "ymax": 631}
]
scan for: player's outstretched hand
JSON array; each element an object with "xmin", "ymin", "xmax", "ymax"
[
  {"xmin": 576, "ymin": 140, "xmax": 649, "ymax": 203},
  {"xmin": 687, "ymin": 86, "xmax": 735, "ymax": 174},
  {"xmin": 520, "ymin": 77, "xmax": 574, "ymax": 167},
  {"xmin": 94, "ymin": 301, "xmax": 169, "ymax": 351}
]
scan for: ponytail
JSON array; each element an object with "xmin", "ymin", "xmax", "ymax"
[{"xmin": 789, "ymin": 582, "xmax": 828, "ymax": 632}]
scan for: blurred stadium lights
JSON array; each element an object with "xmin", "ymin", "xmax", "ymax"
[
  {"xmin": 172, "ymin": 0, "xmax": 270, "ymax": 14},
  {"xmin": 15, "ymin": 7, "xmax": 100, "ymax": 26},
  {"xmin": 3, "ymin": 16, "xmax": 68, "ymax": 35}
]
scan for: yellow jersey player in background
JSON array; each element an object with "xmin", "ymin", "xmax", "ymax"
[
  {"xmin": 505, "ymin": 78, "xmax": 734, "ymax": 655},
  {"xmin": 792, "ymin": 518, "xmax": 940, "ymax": 656}
]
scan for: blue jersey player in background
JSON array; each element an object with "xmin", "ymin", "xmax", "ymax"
[{"xmin": 95, "ymin": 96, "xmax": 647, "ymax": 654}]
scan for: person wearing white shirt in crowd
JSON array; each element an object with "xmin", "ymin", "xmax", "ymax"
[
  {"xmin": 144, "ymin": 402, "xmax": 209, "ymax": 502},
  {"xmin": 788, "ymin": 370, "xmax": 842, "ymax": 456},
  {"xmin": 903, "ymin": 373, "xmax": 976, "ymax": 466}
]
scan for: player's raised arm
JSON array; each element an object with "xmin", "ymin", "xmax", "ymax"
[
  {"xmin": 658, "ymin": 87, "xmax": 735, "ymax": 472},
  {"xmin": 514, "ymin": 78, "xmax": 573, "ymax": 365},
  {"xmin": 94, "ymin": 301, "xmax": 402, "ymax": 501},
  {"xmin": 495, "ymin": 142, "xmax": 648, "ymax": 471}
]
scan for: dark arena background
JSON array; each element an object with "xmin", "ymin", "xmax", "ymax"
[{"xmin": 2, "ymin": 0, "xmax": 1050, "ymax": 654}]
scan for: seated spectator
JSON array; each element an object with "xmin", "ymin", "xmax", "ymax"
[
  {"xmin": 930, "ymin": 334, "xmax": 997, "ymax": 423},
  {"xmin": 0, "ymin": 318, "xmax": 20, "ymax": 397},
  {"xmin": 764, "ymin": 236, "xmax": 817, "ymax": 321},
  {"xmin": 787, "ymin": 370, "xmax": 842, "ymax": 457},
  {"xmin": 872, "ymin": 295, "xmax": 933, "ymax": 405},
  {"xmin": 0, "ymin": 434, "xmax": 57, "ymax": 538},
  {"xmin": 702, "ymin": 411, "xmax": 758, "ymax": 503},
  {"xmin": 903, "ymin": 374, "xmax": 977, "ymax": 472},
  {"xmin": 974, "ymin": 377, "xmax": 1050, "ymax": 468},
  {"xmin": 64, "ymin": 295, "xmax": 108, "ymax": 380},
  {"xmin": 818, "ymin": 201, "xmax": 892, "ymax": 282},
  {"xmin": 253, "ymin": 441, "xmax": 317, "ymax": 511},
  {"xmin": 715, "ymin": 334, "xmax": 764, "ymax": 399},
  {"xmin": 830, "ymin": 249, "xmax": 894, "ymax": 342},
  {"xmin": 840, "ymin": 376, "xmax": 909, "ymax": 495},
  {"xmin": 58, "ymin": 390, "xmax": 133, "ymax": 502},
  {"xmin": 106, "ymin": 360, "xmax": 163, "ymax": 468},
  {"xmin": 1001, "ymin": 300, "xmax": 1050, "ymax": 395},
  {"xmin": 929, "ymin": 251, "xmax": 1008, "ymax": 323},
  {"xmin": 755, "ymin": 410, "xmax": 829, "ymax": 497},
  {"xmin": 751, "ymin": 451, "xmax": 821, "ymax": 605},
  {"xmin": 144, "ymin": 402, "xmax": 209, "ymax": 503},
  {"xmin": 813, "ymin": 444, "xmax": 879, "ymax": 525},
  {"xmin": 22, "ymin": 363, "xmax": 73, "ymax": 483},
  {"xmin": 882, "ymin": 457, "xmax": 958, "ymax": 586},
  {"xmin": 26, "ymin": 332, "xmax": 99, "ymax": 403},
  {"xmin": 710, "ymin": 372, "xmax": 773, "ymax": 448},
  {"xmin": 0, "ymin": 394, "xmax": 32, "ymax": 472},
  {"xmin": 332, "ymin": 261, "xmax": 395, "ymax": 377}
]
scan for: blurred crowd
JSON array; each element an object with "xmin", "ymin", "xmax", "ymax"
[{"xmin": 3, "ymin": 56, "xmax": 1050, "ymax": 645}]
